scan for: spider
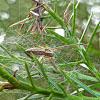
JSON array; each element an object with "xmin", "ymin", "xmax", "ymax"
[
  {"xmin": 16, "ymin": 30, "xmax": 87, "ymax": 72},
  {"xmin": 25, "ymin": 43, "xmax": 88, "ymax": 72}
]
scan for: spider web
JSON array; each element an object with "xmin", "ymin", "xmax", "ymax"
[
  {"xmin": 0, "ymin": 0, "xmax": 84, "ymax": 99},
  {"xmin": 1, "ymin": 0, "xmax": 76, "ymax": 61}
]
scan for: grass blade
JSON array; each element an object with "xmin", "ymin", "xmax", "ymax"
[
  {"xmin": 0, "ymin": 55, "xmax": 22, "ymax": 64},
  {"xmin": 73, "ymin": 71, "xmax": 100, "ymax": 82},
  {"xmin": 81, "ymin": 83, "xmax": 100, "ymax": 95},
  {"xmin": 86, "ymin": 21, "xmax": 100, "ymax": 51},
  {"xmin": 45, "ymin": 7, "xmax": 71, "ymax": 37},
  {"xmin": 82, "ymin": 49, "xmax": 100, "ymax": 79},
  {"xmin": 55, "ymin": 53, "xmax": 72, "ymax": 70},
  {"xmin": 25, "ymin": 16, "xmax": 51, "ymax": 24},
  {"xmin": 17, "ymin": 43, "xmax": 34, "ymax": 60},
  {"xmin": 72, "ymin": 83, "xmax": 100, "ymax": 96},
  {"xmin": 0, "ymin": 45, "xmax": 15, "ymax": 58},
  {"xmin": 24, "ymin": 62, "xmax": 36, "ymax": 89},
  {"xmin": 18, "ymin": 91, "xmax": 37, "ymax": 100},
  {"xmin": 58, "ymin": 67, "xmax": 99, "ymax": 97},
  {"xmin": 58, "ymin": 67, "xmax": 81, "ymax": 96},
  {"xmin": 45, "ymin": 7, "xmax": 66, "ymax": 29},
  {"xmin": 47, "ymin": 29, "xmax": 71, "ymax": 44},
  {"xmin": 80, "ymin": 13, "xmax": 93, "ymax": 42},
  {"xmin": 47, "ymin": 93, "xmax": 53, "ymax": 100},
  {"xmin": 32, "ymin": 54, "xmax": 52, "ymax": 90},
  {"xmin": 34, "ymin": 66, "xmax": 62, "ymax": 91},
  {"xmin": 0, "ymin": 63, "xmax": 29, "ymax": 84},
  {"xmin": 68, "ymin": 0, "xmax": 80, "ymax": 24},
  {"xmin": 56, "ymin": 83, "xmax": 68, "ymax": 97},
  {"xmin": 54, "ymin": 0, "xmax": 57, "ymax": 13},
  {"xmin": 72, "ymin": 1, "xmax": 76, "ymax": 37}
]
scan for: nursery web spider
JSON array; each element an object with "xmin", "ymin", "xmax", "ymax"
[
  {"xmin": 16, "ymin": 30, "xmax": 87, "ymax": 72},
  {"xmin": 26, "ymin": 43, "xmax": 88, "ymax": 72}
]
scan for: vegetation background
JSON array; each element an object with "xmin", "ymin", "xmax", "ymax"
[{"xmin": 0, "ymin": 0, "xmax": 100, "ymax": 100}]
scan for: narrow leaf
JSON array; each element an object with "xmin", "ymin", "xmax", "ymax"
[
  {"xmin": 24, "ymin": 62, "xmax": 36, "ymax": 89},
  {"xmin": 47, "ymin": 29, "xmax": 71, "ymax": 44},
  {"xmin": 58, "ymin": 67, "xmax": 81, "ymax": 96},
  {"xmin": 32, "ymin": 54, "xmax": 52, "ymax": 90},
  {"xmin": 58, "ymin": 67, "xmax": 99, "ymax": 97},
  {"xmin": 0, "ymin": 45, "xmax": 15, "ymax": 58},
  {"xmin": 80, "ymin": 13, "xmax": 93, "ymax": 42},
  {"xmin": 68, "ymin": 0, "xmax": 80, "ymax": 24},
  {"xmin": 45, "ymin": 7, "xmax": 71, "ymax": 37},
  {"xmin": 73, "ymin": 71, "xmax": 100, "ymax": 82},
  {"xmin": 0, "ymin": 63, "xmax": 29, "ymax": 84},
  {"xmin": 82, "ymin": 49, "xmax": 100, "ymax": 79},
  {"xmin": 17, "ymin": 43, "xmax": 34, "ymax": 60},
  {"xmin": 54, "ymin": 0, "xmax": 57, "ymax": 13},
  {"xmin": 72, "ymin": 1, "xmax": 76, "ymax": 37},
  {"xmin": 45, "ymin": 7, "xmax": 66, "ymax": 29},
  {"xmin": 86, "ymin": 22, "xmax": 100, "ymax": 51}
]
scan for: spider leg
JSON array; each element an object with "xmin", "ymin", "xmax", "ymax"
[
  {"xmin": 41, "ymin": 56, "xmax": 46, "ymax": 65},
  {"xmin": 49, "ymin": 57, "xmax": 58, "ymax": 72},
  {"xmin": 38, "ymin": 55, "xmax": 44, "ymax": 62},
  {"xmin": 30, "ymin": 63, "xmax": 36, "ymax": 72},
  {"xmin": 30, "ymin": 55, "xmax": 44, "ymax": 72}
]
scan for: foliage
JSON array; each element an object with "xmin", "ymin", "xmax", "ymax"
[{"xmin": 0, "ymin": 0, "xmax": 100, "ymax": 100}]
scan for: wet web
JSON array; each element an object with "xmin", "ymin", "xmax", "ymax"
[
  {"xmin": 0, "ymin": 0, "xmax": 84, "ymax": 99},
  {"xmin": 0, "ymin": 0, "xmax": 82, "ymax": 77}
]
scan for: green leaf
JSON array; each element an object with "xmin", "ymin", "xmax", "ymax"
[
  {"xmin": 27, "ymin": 94, "xmax": 46, "ymax": 99},
  {"xmin": 24, "ymin": 62, "xmax": 36, "ymax": 89},
  {"xmin": 17, "ymin": 43, "xmax": 34, "ymax": 60},
  {"xmin": 45, "ymin": 7, "xmax": 66, "ymax": 29},
  {"xmin": 56, "ymin": 83, "xmax": 68, "ymax": 97},
  {"xmin": 55, "ymin": 53, "xmax": 72, "ymax": 70},
  {"xmin": 34, "ymin": 65, "xmax": 62, "ymax": 91},
  {"xmin": 32, "ymin": 54, "xmax": 52, "ymax": 90},
  {"xmin": 47, "ymin": 29, "xmax": 71, "ymax": 44},
  {"xmin": 68, "ymin": 0, "xmax": 80, "ymax": 24},
  {"xmin": 0, "ymin": 45, "xmax": 15, "ymax": 58},
  {"xmin": 58, "ymin": 67, "xmax": 81, "ymax": 96},
  {"xmin": 58, "ymin": 67, "xmax": 99, "ymax": 97},
  {"xmin": 47, "ymin": 93, "xmax": 53, "ymax": 100},
  {"xmin": 82, "ymin": 49, "xmax": 100, "ymax": 79},
  {"xmin": 54, "ymin": 0, "xmax": 57, "ymax": 13},
  {"xmin": 72, "ymin": 1, "xmax": 76, "ymax": 37},
  {"xmin": 86, "ymin": 21, "xmax": 100, "ymax": 51},
  {"xmin": 17, "ymin": 91, "xmax": 37, "ymax": 100},
  {"xmin": 0, "ymin": 55, "xmax": 22, "ymax": 64},
  {"xmin": 25, "ymin": 16, "xmax": 51, "ymax": 24},
  {"xmin": 45, "ymin": 7, "xmax": 71, "ymax": 37},
  {"xmin": 73, "ymin": 71, "xmax": 100, "ymax": 82},
  {"xmin": 25, "ymin": 18, "xmax": 35, "ymax": 24},
  {"xmin": 80, "ymin": 13, "xmax": 93, "ymax": 42},
  {"xmin": 81, "ymin": 83, "xmax": 100, "ymax": 95},
  {"xmin": 0, "ymin": 63, "xmax": 29, "ymax": 84}
]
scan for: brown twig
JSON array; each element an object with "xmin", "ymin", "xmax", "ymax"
[
  {"xmin": 9, "ymin": 17, "xmax": 32, "ymax": 27},
  {"xmin": 63, "ymin": 1, "xmax": 72, "ymax": 23},
  {"xmin": 30, "ymin": 1, "xmax": 48, "ymax": 11}
]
